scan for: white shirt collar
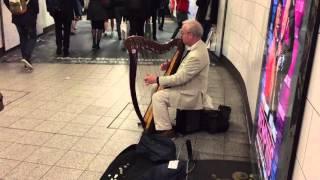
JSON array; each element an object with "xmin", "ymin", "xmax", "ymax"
[{"xmin": 186, "ymin": 39, "xmax": 202, "ymax": 51}]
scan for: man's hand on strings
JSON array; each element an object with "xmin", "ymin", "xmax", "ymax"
[
  {"xmin": 144, "ymin": 74, "xmax": 157, "ymax": 85},
  {"xmin": 160, "ymin": 60, "xmax": 170, "ymax": 71}
]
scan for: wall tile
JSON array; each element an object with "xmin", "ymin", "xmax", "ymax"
[
  {"xmin": 231, "ymin": 0, "xmax": 242, "ymax": 16},
  {"xmin": 296, "ymin": 102, "xmax": 313, "ymax": 165},
  {"xmin": 293, "ymin": 160, "xmax": 306, "ymax": 180},
  {"xmin": 243, "ymin": 0, "xmax": 255, "ymax": 21},
  {"xmin": 302, "ymin": 112, "xmax": 320, "ymax": 179},
  {"xmin": 307, "ymin": 35, "xmax": 320, "ymax": 111},
  {"xmin": 242, "ymin": 19, "xmax": 252, "ymax": 43},
  {"xmin": 224, "ymin": 0, "xmax": 270, "ymax": 120},
  {"xmin": 256, "ymin": 0, "xmax": 271, "ymax": 8}
]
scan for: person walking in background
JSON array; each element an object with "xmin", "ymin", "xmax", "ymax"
[
  {"xmin": 170, "ymin": 0, "xmax": 189, "ymax": 39},
  {"xmin": 113, "ymin": 0, "xmax": 126, "ymax": 40},
  {"xmin": 4, "ymin": 0, "xmax": 39, "ymax": 71},
  {"xmin": 146, "ymin": 0, "xmax": 160, "ymax": 40},
  {"xmin": 71, "ymin": 0, "xmax": 83, "ymax": 35},
  {"xmin": 158, "ymin": 0, "xmax": 168, "ymax": 31},
  {"xmin": 126, "ymin": 0, "xmax": 147, "ymax": 36},
  {"xmin": 144, "ymin": 20, "xmax": 213, "ymax": 137},
  {"xmin": 87, "ymin": 0, "xmax": 107, "ymax": 50},
  {"xmin": 104, "ymin": 19, "xmax": 114, "ymax": 37},
  {"xmin": 196, "ymin": 0, "xmax": 219, "ymax": 41},
  {"xmin": 103, "ymin": 0, "xmax": 115, "ymax": 38},
  {"xmin": 46, "ymin": 0, "xmax": 81, "ymax": 57}
]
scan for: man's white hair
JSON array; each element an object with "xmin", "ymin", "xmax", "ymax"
[{"xmin": 182, "ymin": 19, "xmax": 203, "ymax": 38}]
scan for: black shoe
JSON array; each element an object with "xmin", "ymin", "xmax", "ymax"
[
  {"xmin": 153, "ymin": 36, "xmax": 157, "ymax": 41},
  {"xmin": 63, "ymin": 50, "xmax": 69, "ymax": 57},
  {"xmin": 56, "ymin": 48, "xmax": 62, "ymax": 55},
  {"xmin": 159, "ymin": 27, "xmax": 163, "ymax": 31},
  {"xmin": 0, "ymin": 92, "xmax": 4, "ymax": 111},
  {"xmin": 156, "ymin": 129, "xmax": 176, "ymax": 139}
]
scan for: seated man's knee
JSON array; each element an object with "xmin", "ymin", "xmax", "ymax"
[
  {"xmin": 152, "ymin": 90, "xmax": 167, "ymax": 103},
  {"xmin": 152, "ymin": 91, "xmax": 161, "ymax": 102}
]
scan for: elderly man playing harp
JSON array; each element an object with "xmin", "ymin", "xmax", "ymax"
[{"xmin": 144, "ymin": 19, "xmax": 214, "ymax": 138}]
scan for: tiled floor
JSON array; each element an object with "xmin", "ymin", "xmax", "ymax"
[{"xmin": 0, "ymin": 20, "xmax": 251, "ymax": 179}]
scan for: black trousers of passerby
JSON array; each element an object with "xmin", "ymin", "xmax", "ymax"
[
  {"xmin": 152, "ymin": 13, "xmax": 157, "ymax": 40},
  {"xmin": 53, "ymin": 15, "xmax": 72, "ymax": 55},
  {"xmin": 158, "ymin": 8, "xmax": 165, "ymax": 30},
  {"xmin": 129, "ymin": 17, "xmax": 145, "ymax": 36},
  {"xmin": 15, "ymin": 24, "xmax": 37, "ymax": 63},
  {"xmin": 114, "ymin": 7, "xmax": 125, "ymax": 40},
  {"xmin": 171, "ymin": 12, "xmax": 188, "ymax": 39},
  {"xmin": 201, "ymin": 20, "xmax": 212, "ymax": 42},
  {"xmin": 147, "ymin": 11, "xmax": 157, "ymax": 40}
]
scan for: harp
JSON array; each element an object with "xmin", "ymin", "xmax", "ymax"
[{"xmin": 124, "ymin": 36, "xmax": 185, "ymax": 132}]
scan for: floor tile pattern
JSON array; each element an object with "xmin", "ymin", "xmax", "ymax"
[
  {"xmin": 0, "ymin": 63, "xmax": 251, "ymax": 179},
  {"xmin": 0, "ymin": 18, "xmax": 251, "ymax": 179}
]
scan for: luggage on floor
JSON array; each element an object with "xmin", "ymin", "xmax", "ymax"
[
  {"xmin": 100, "ymin": 133, "xmax": 188, "ymax": 180},
  {"xmin": 136, "ymin": 133, "xmax": 176, "ymax": 162},
  {"xmin": 201, "ymin": 105, "xmax": 231, "ymax": 134},
  {"xmin": 175, "ymin": 105, "xmax": 231, "ymax": 135},
  {"xmin": 176, "ymin": 109, "xmax": 203, "ymax": 134}
]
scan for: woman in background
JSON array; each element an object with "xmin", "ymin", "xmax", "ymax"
[{"xmin": 87, "ymin": 0, "xmax": 107, "ymax": 50}]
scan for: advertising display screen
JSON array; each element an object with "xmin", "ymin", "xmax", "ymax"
[{"xmin": 254, "ymin": 0, "xmax": 319, "ymax": 179}]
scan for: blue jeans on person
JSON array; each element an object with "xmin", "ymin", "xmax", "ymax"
[{"xmin": 15, "ymin": 24, "xmax": 37, "ymax": 63}]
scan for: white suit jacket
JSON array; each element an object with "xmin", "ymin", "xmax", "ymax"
[{"xmin": 158, "ymin": 40, "xmax": 214, "ymax": 110}]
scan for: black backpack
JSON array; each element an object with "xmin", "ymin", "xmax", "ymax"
[{"xmin": 46, "ymin": 0, "xmax": 62, "ymax": 14}]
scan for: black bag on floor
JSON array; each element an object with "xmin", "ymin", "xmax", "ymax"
[
  {"xmin": 176, "ymin": 105, "xmax": 231, "ymax": 135},
  {"xmin": 136, "ymin": 133, "xmax": 176, "ymax": 162},
  {"xmin": 100, "ymin": 133, "xmax": 182, "ymax": 180},
  {"xmin": 176, "ymin": 109, "xmax": 203, "ymax": 134},
  {"xmin": 100, "ymin": 144, "xmax": 156, "ymax": 180},
  {"xmin": 201, "ymin": 105, "xmax": 231, "ymax": 134}
]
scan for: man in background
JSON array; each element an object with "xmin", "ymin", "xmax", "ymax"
[
  {"xmin": 196, "ymin": 0, "xmax": 219, "ymax": 41},
  {"xmin": 170, "ymin": 0, "xmax": 189, "ymax": 39},
  {"xmin": 46, "ymin": 0, "xmax": 81, "ymax": 56},
  {"xmin": 4, "ymin": 0, "xmax": 39, "ymax": 71},
  {"xmin": 126, "ymin": 0, "xmax": 147, "ymax": 36}
]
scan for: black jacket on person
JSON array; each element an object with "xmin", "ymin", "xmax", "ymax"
[
  {"xmin": 46, "ymin": 0, "xmax": 81, "ymax": 20},
  {"xmin": 126, "ymin": 0, "xmax": 147, "ymax": 18},
  {"xmin": 4, "ymin": 0, "xmax": 39, "ymax": 25},
  {"xmin": 113, "ymin": 0, "xmax": 126, "ymax": 19},
  {"xmin": 196, "ymin": 0, "xmax": 219, "ymax": 24},
  {"xmin": 87, "ymin": 0, "xmax": 107, "ymax": 21},
  {"xmin": 146, "ymin": 0, "xmax": 160, "ymax": 17}
]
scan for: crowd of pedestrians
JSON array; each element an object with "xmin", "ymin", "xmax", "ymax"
[
  {"xmin": 3, "ymin": 0, "xmax": 176, "ymax": 71},
  {"xmin": 3, "ymin": 0, "xmax": 220, "ymax": 73}
]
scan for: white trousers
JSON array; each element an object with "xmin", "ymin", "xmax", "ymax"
[{"xmin": 152, "ymin": 89, "xmax": 173, "ymax": 131}]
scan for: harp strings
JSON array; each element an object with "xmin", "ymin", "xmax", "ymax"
[{"xmin": 135, "ymin": 47, "xmax": 178, "ymax": 115}]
